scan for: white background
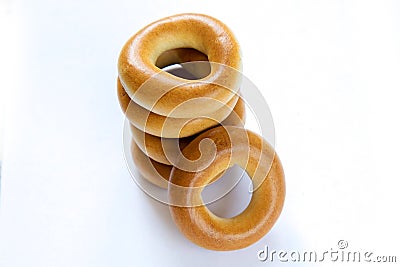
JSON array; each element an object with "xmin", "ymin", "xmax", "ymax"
[{"xmin": 1, "ymin": 0, "xmax": 400, "ymax": 266}]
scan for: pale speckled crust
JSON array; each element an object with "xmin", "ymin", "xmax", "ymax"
[
  {"xmin": 130, "ymin": 97, "xmax": 246, "ymax": 165},
  {"xmin": 168, "ymin": 126, "xmax": 286, "ymax": 251},
  {"xmin": 117, "ymin": 13, "xmax": 242, "ymax": 119},
  {"xmin": 117, "ymin": 78, "xmax": 239, "ymax": 138}
]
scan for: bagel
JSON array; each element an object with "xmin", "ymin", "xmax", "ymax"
[
  {"xmin": 117, "ymin": 78, "xmax": 239, "ymax": 138},
  {"xmin": 118, "ymin": 13, "xmax": 242, "ymax": 119},
  {"xmin": 168, "ymin": 126, "xmax": 285, "ymax": 251},
  {"xmin": 130, "ymin": 96, "xmax": 246, "ymax": 165},
  {"xmin": 131, "ymin": 141, "xmax": 170, "ymax": 188},
  {"xmin": 131, "ymin": 139, "xmax": 226, "ymax": 189}
]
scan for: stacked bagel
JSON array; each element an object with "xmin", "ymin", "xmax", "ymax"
[{"xmin": 117, "ymin": 14, "xmax": 285, "ymax": 251}]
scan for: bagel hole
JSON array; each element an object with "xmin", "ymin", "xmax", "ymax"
[
  {"xmin": 156, "ymin": 48, "xmax": 211, "ymax": 80},
  {"xmin": 201, "ymin": 165, "xmax": 253, "ymax": 219}
]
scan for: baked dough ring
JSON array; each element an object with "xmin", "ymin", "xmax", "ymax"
[
  {"xmin": 130, "ymin": 96, "xmax": 246, "ymax": 165},
  {"xmin": 168, "ymin": 126, "xmax": 285, "ymax": 251},
  {"xmin": 117, "ymin": 78, "xmax": 239, "ymax": 138},
  {"xmin": 118, "ymin": 13, "xmax": 242, "ymax": 119},
  {"xmin": 131, "ymin": 141, "xmax": 225, "ymax": 189},
  {"xmin": 131, "ymin": 141, "xmax": 171, "ymax": 188}
]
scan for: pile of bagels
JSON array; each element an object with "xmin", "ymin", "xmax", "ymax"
[{"xmin": 117, "ymin": 13, "xmax": 285, "ymax": 251}]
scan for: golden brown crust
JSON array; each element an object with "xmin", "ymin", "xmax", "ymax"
[
  {"xmin": 131, "ymin": 141, "xmax": 171, "ymax": 188},
  {"xmin": 119, "ymin": 14, "xmax": 285, "ymax": 252},
  {"xmin": 117, "ymin": 78, "xmax": 239, "ymax": 138},
  {"xmin": 130, "ymin": 96, "xmax": 246, "ymax": 165},
  {"xmin": 168, "ymin": 126, "xmax": 285, "ymax": 251},
  {"xmin": 131, "ymin": 138, "xmax": 227, "ymax": 189},
  {"xmin": 118, "ymin": 13, "xmax": 242, "ymax": 119}
]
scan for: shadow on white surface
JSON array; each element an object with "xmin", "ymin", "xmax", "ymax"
[
  {"xmin": 129, "ymin": 158, "xmax": 305, "ymax": 266},
  {"xmin": 1, "ymin": 0, "xmax": 399, "ymax": 266}
]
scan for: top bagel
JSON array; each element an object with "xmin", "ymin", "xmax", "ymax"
[{"xmin": 118, "ymin": 13, "xmax": 242, "ymax": 118}]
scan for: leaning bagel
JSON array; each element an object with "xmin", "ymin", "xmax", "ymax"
[
  {"xmin": 118, "ymin": 13, "xmax": 242, "ymax": 119},
  {"xmin": 130, "ymin": 96, "xmax": 246, "ymax": 165},
  {"xmin": 168, "ymin": 126, "xmax": 285, "ymax": 251}
]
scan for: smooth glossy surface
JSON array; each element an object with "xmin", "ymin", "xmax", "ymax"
[
  {"xmin": 169, "ymin": 126, "xmax": 285, "ymax": 251},
  {"xmin": 117, "ymin": 78, "xmax": 239, "ymax": 138},
  {"xmin": 2, "ymin": 1, "xmax": 399, "ymax": 266},
  {"xmin": 130, "ymin": 97, "xmax": 245, "ymax": 165},
  {"xmin": 117, "ymin": 13, "xmax": 242, "ymax": 118}
]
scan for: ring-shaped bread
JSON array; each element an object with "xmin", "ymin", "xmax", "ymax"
[
  {"xmin": 118, "ymin": 13, "xmax": 242, "ymax": 119},
  {"xmin": 168, "ymin": 126, "xmax": 285, "ymax": 251}
]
